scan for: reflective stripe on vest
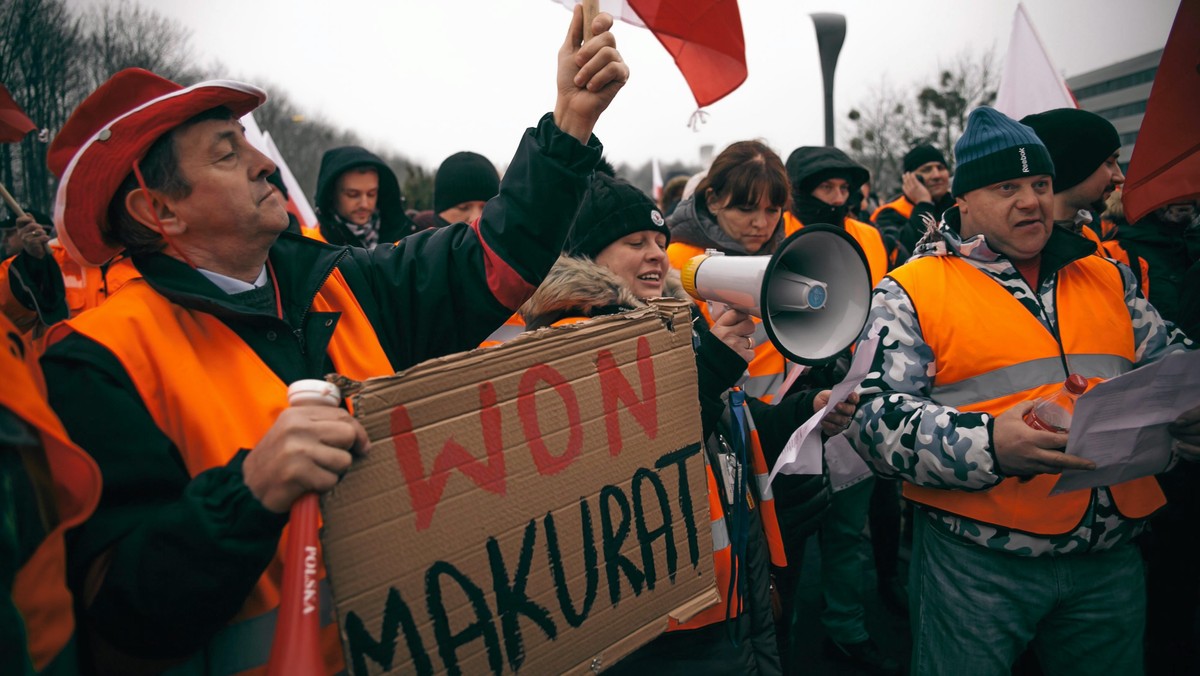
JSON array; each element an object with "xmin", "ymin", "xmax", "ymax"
[
  {"xmin": 56, "ymin": 267, "xmax": 393, "ymax": 674},
  {"xmin": 871, "ymin": 196, "xmax": 914, "ymax": 223},
  {"xmin": 710, "ymin": 516, "xmax": 731, "ymax": 551},
  {"xmin": 479, "ymin": 313, "xmax": 526, "ymax": 347},
  {"xmin": 741, "ymin": 402, "xmax": 786, "ymax": 567},
  {"xmin": 931, "ymin": 353, "xmax": 1133, "ymax": 408},
  {"xmin": 668, "ymin": 464, "xmax": 737, "ymax": 630},
  {"xmin": 890, "ymin": 254, "xmax": 1164, "ymax": 534}
]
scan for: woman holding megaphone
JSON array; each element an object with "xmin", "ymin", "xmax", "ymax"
[
  {"xmin": 665, "ymin": 140, "xmax": 880, "ymax": 674},
  {"xmin": 520, "ymin": 170, "xmax": 854, "ymax": 674}
]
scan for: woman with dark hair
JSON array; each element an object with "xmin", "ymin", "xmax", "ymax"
[{"xmin": 665, "ymin": 140, "xmax": 856, "ymax": 673}]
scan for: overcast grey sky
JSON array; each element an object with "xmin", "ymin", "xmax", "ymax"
[{"xmin": 93, "ymin": 0, "xmax": 1179, "ymax": 171}]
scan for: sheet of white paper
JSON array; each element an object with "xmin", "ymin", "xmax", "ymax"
[
  {"xmin": 768, "ymin": 335, "xmax": 880, "ymax": 485},
  {"xmin": 825, "ymin": 432, "xmax": 873, "ymax": 492},
  {"xmin": 1052, "ymin": 350, "xmax": 1199, "ymax": 495}
]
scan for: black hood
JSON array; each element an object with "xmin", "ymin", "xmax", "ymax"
[
  {"xmin": 785, "ymin": 146, "xmax": 869, "ymax": 202},
  {"xmin": 314, "ymin": 146, "xmax": 416, "ymax": 245}
]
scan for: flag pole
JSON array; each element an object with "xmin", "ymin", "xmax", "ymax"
[
  {"xmin": 0, "ymin": 181, "xmax": 26, "ymax": 218},
  {"xmin": 582, "ymin": 0, "xmax": 599, "ymax": 40}
]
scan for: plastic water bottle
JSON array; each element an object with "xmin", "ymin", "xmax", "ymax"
[
  {"xmin": 1024, "ymin": 374, "xmax": 1088, "ymax": 433},
  {"xmin": 267, "ymin": 379, "xmax": 341, "ymax": 676}
]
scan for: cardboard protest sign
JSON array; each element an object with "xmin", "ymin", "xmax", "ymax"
[{"xmin": 321, "ymin": 299, "xmax": 716, "ymax": 675}]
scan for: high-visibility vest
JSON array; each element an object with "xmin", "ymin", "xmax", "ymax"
[
  {"xmin": 3, "ymin": 313, "xmax": 103, "ymax": 672},
  {"xmin": 52, "ymin": 267, "xmax": 394, "ymax": 675},
  {"xmin": 782, "ymin": 212, "xmax": 888, "ymax": 286},
  {"xmin": 871, "ymin": 196, "xmax": 914, "ymax": 224},
  {"xmin": 1099, "ymin": 236, "xmax": 1152, "ymax": 297},
  {"xmin": 53, "ymin": 242, "xmax": 139, "ymax": 318},
  {"xmin": 667, "ymin": 242, "xmax": 791, "ymax": 403},
  {"xmin": 300, "ymin": 225, "xmax": 328, "ymax": 243},
  {"xmin": 890, "ymin": 254, "xmax": 1165, "ymax": 534},
  {"xmin": 667, "ymin": 394, "xmax": 786, "ymax": 631}
]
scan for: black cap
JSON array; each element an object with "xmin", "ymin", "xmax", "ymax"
[
  {"xmin": 433, "ymin": 151, "xmax": 500, "ymax": 213},
  {"xmin": 1020, "ymin": 108, "xmax": 1121, "ymax": 192},
  {"xmin": 566, "ymin": 174, "xmax": 669, "ymax": 259},
  {"xmin": 903, "ymin": 144, "xmax": 947, "ymax": 173}
]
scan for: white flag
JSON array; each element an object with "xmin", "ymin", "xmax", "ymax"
[
  {"xmin": 651, "ymin": 157, "xmax": 664, "ymax": 202},
  {"xmin": 995, "ymin": 3, "xmax": 1076, "ymax": 119}
]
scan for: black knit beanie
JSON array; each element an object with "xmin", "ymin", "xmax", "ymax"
[
  {"xmin": 952, "ymin": 107, "xmax": 1055, "ymax": 196},
  {"xmin": 1020, "ymin": 108, "xmax": 1121, "ymax": 192},
  {"xmin": 433, "ymin": 151, "xmax": 500, "ymax": 213},
  {"xmin": 566, "ymin": 174, "xmax": 669, "ymax": 259},
  {"xmin": 902, "ymin": 144, "xmax": 947, "ymax": 173}
]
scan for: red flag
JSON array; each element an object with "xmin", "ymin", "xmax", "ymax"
[
  {"xmin": 1122, "ymin": 0, "xmax": 1200, "ymax": 223},
  {"xmin": 627, "ymin": 0, "xmax": 747, "ymax": 108},
  {"xmin": 0, "ymin": 84, "xmax": 37, "ymax": 143}
]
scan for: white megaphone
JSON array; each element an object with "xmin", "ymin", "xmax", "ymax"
[{"xmin": 680, "ymin": 224, "xmax": 872, "ymax": 365}]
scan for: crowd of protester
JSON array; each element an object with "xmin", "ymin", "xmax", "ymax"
[{"xmin": 2, "ymin": 6, "xmax": 1199, "ymax": 675}]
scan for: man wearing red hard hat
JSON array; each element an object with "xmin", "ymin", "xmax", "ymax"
[{"xmin": 38, "ymin": 8, "xmax": 627, "ymax": 674}]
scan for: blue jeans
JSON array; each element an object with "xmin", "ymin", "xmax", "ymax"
[{"xmin": 909, "ymin": 511, "xmax": 1145, "ymax": 676}]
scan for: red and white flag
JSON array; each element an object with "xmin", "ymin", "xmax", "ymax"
[
  {"xmin": 554, "ymin": 0, "xmax": 747, "ymax": 108},
  {"xmin": 1123, "ymin": 0, "xmax": 1200, "ymax": 223},
  {"xmin": 994, "ymin": 3, "xmax": 1076, "ymax": 119}
]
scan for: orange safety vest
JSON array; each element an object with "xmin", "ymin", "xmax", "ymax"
[
  {"xmin": 52, "ymin": 267, "xmax": 394, "ymax": 675},
  {"xmin": 1094, "ymin": 237, "xmax": 1151, "ymax": 298},
  {"xmin": 300, "ymin": 224, "xmax": 328, "ymax": 243},
  {"xmin": 54, "ymin": 243, "xmax": 140, "ymax": 318},
  {"xmin": 890, "ymin": 254, "xmax": 1165, "ymax": 535},
  {"xmin": 870, "ymin": 195, "xmax": 914, "ymax": 224},
  {"xmin": 783, "ymin": 212, "xmax": 888, "ymax": 286},
  {"xmin": 3, "ymin": 314, "xmax": 103, "ymax": 672},
  {"xmin": 666, "ymin": 395, "xmax": 787, "ymax": 631}
]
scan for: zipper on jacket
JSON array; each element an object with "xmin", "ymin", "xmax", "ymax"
[
  {"xmin": 291, "ymin": 248, "xmax": 349, "ymax": 355},
  {"xmin": 1028, "ymin": 271, "xmax": 1071, "ymax": 379}
]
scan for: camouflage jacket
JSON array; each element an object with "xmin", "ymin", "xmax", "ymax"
[{"xmin": 848, "ymin": 207, "xmax": 1192, "ymax": 556}]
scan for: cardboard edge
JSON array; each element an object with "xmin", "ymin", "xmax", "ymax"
[{"xmin": 569, "ymin": 586, "xmax": 723, "ymax": 673}]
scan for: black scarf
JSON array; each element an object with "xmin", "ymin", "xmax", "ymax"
[{"xmin": 790, "ymin": 193, "xmax": 850, "ymax": 228}]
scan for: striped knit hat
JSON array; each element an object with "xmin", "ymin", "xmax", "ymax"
[{"xmin": 952, "ymin": 106, "xmax": 1055, "ymax": 196}]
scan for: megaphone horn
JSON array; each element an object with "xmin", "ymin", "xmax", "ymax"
[{"xmin": 680, "ymin": 224, "xmax": 872, "ymax": 365}]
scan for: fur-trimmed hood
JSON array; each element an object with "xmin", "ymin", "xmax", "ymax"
[{"xmin": 519, "ymin": 255, "xmax": 690, "ymax": 330}]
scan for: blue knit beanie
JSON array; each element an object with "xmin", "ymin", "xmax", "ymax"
[{"xmin": 952, "ymin": 107, "xmax": 1055, "ymax": 196}]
